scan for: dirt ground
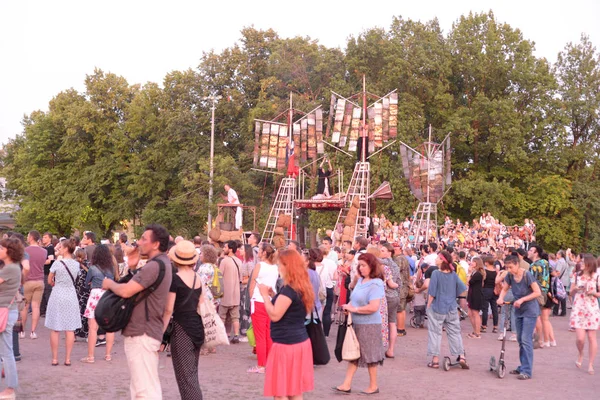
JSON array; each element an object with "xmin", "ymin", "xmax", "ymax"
[{"xmin": 8, "ymin": 312, "xmax": 600, "ymax": 399}]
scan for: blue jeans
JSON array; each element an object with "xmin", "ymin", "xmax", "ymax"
[
  {"xmin": 426, "ymin": 307, "xmax": 464, "ymax": 357},
  {"xmin": 0, "ymin": 309, "xmax": 19, "ymax": 388},
  {"xmin": 498, "ymin": 290, "xmax": 516, "ymax": 332},
  {"xmin": 515, "ymin": 315, "xmax": 536, "ymax": 377}
]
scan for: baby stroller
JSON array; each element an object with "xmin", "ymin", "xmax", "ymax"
[{"xmin": 410, "ymin": 305, "xmax": 427, "ymax": 328}]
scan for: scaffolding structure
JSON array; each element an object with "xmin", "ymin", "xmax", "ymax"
[
  {"xmin": 399, "ymin": 126, "xmax": 451, "ymax": 247},
  {"xmin": 254, "ymin": 94, "xmax": 323, "ymax": 245},
  {"xmin": 332, "ymin": 76, "xmax": 398, "ymax": 242},
  {"xmin": 261, "ymin": 177, "xmax": 296, "ymax": 244}
]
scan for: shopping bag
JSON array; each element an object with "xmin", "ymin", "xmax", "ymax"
[
  {"xmin": 246, "ymin": 323, "xmax": 256, "ymax": 347},
  {"xmin": 334, "ymin": 314, "xmax": 348, "ymax": 362},
  {"xmin": 341, "ymin": 313, "xmax": 360, "ymax": 361},
  {"xmin": 198, "ymin": 289, "xmax": 229, "ymax": 349},
  {"xmin": 306, "ymin": 309, "xmax": 330, "ymax": 365}
]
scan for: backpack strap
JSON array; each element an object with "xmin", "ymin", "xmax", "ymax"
[
  {"xmin": 133, "ymin": 256, "xmax": 166, "ymax": 322},
  {"xmin": 60, "ymin": 260, "xmax": 76, "ymax": 287},
  {"xmin": 230, "ymin": 257, "xmax": 242, "ymax": 283}
]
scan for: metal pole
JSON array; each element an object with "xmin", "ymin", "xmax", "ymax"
[{"xmin": 205, "ymin": 94, "xmax": 222, "ymax": 233}]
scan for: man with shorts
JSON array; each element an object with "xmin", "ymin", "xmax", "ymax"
[
  {"xmin": 21, "ymin": 230, "xmax": 47, "ymax": 339},
  {"xmin": 219, "ymin": 240, "xmax": 242, "ymax": 343}
]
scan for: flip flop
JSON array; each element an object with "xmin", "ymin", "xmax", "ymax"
[
  {"xmin": 332, "ymin": 386, "xmax": 351, "ymax": 394},
  {"xmin": 427, "ymin": 361, "xmax": 439, "ymax": 369}
]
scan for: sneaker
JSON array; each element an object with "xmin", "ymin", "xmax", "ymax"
[
  {"xmin": 509, "ymin": 335, "xmax": 517, "ymax": 342},
  {"xmin": 19, "ymin": 332, "xmax": 25, "ymax": 339},
  {"xmin": 550, "ymin": 341, "xmax": 557, "ymax": 347},
  {"xmin": 239, "ymin": 336, "xmax": 249, "ymax": 343},
  {"xmin": 497, "ymin": 335, "xmax": 504, "ymax": 341},
  {"xmin": 96, "ymin": 338, "xmax": 107, "ymax": 347},
  {"xmin": 30, "ymin": 332, "xmax": 38, "ymax": 340},
  {"xmin": 231, "ymin": 335, "xmax": 240, "ymax": 344},
  {"xmin": 517, "ymin": 373, "xmax": 531, "ymax": 380}
]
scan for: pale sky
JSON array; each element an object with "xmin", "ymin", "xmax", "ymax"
[{"xmin": 1, "ymin": 0, "xmax": 598, "ymax": 145}]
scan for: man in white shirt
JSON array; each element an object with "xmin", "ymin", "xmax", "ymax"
[
  {"xmin": 458, "ymin": 251, "xmax": 470, "ymax": 275},
  {"xmin": 224, "ymin": 184, "xmax": 243, "ymax": 229},
  {"xmin": 321, "ymin": 237, "xmax": 338, "ymax": 263},
  {"xmin": 318, "ymin": 245, "xmax": 338, "ymax": 337},
  {"xmin": 423, "ymin": 243, "xmax": 438, "ymax": 267}
]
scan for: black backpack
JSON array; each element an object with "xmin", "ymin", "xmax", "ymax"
[{"xmin": 95, "ymin": 257, "xmax": 166, "ymax": 332}]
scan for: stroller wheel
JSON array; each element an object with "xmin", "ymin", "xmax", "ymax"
[{"xmin": 409, "ymin": 317, "xmax": 418, "ymax": 329}]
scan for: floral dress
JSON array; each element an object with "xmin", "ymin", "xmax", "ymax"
[
  {"xmin": 570, "ymin": 272, "xmax": 600, "ymax": 330},
  {"xmin": 196, "ymin": 262, "xmax": 218, "ymax": 306},
  {"xmin": 379, "ymin": 264, "xmax": 391, "ymax": 349}
]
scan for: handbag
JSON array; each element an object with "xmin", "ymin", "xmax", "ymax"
[
  {"xmin": 0, "ymin": 297, "xmax": 16, "ymax": 333},
  {"xmin": 334, "ymin": 314, "xmax": 348, "ymax": 362},
  {"xmin": 305, "ymin": 307, "xmax": 330, "ymax": 365},
  {"xmin": 406, "ymin": 282, "xmax": 415, "ymax": 303},
  {"xmin": 341, "ymin": 313, "xmax": 361, "ymax": 361},
  {"xmin": 198, "ymin": 285, "xmax": 229, "ymax": 349},
  {"xmin": 163, "ymin": 273, "xmax": 197, "ymax": 348}
]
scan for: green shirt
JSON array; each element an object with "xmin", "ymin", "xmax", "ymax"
[{"xmin": 0, "ymin": 263, "xmax": 21, "ymax": 310}]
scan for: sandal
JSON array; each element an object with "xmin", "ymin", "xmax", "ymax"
[
  {"xmin": 247, "ymin": 365, "xmax": 265, "ymax": 374},
  {"xmin": 51, "ymin": 360, "xmax": 59, "ymax": 366},
  {"xmin": 492, "ymin": 327, "xmax": 498, "ymax": 333},
  {"xmin": 80, "ymin": 356, "xmax": 95, "ymax": 364},
  {"xmin": 480, "ymin": 326, "xmax": 487, "ymax": 333},
  {"xmin": 427, "ymin": 360, "xmax": 439, "ymax": 369},
  {"xmin": 64, "ymin": 361, "xmax": 71, "ymax": 366},
  {"xmin": 104, "ymin": 355, "xmax": 112, "ymax": 361},
  {"xmin": 458, "ymin": 356, "xmax": 469, "ymax": 369},
  {"xmin": 467, "ymin": 333, "xmax": 481, "ymax": 339}
]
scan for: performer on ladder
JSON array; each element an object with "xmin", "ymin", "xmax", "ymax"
[
  {"xmin": 317, "ymin": 156, "xmax": 333, "ymax": 196},
  {"xmin": 224, "ymin": 184, "xmax": 243, "ymax": 229}
]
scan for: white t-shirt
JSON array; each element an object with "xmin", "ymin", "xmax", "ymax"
[
  {"xmin": 459, "ymin": 260, "xmax": 469, "ymax": 275},
  {"xmin": 424, "ymin": 253, "xmax": 438, "ymax": 267},
  {"xmin": 227, "ymin": 188, "xmax": 240, "ymax": 204},
  {"xmin": 251, "ymin": 261, "xmax": 279, "ymax": 304},
  {"xmin": 318, "ymin": 258, "xmax": 337, "ymax": 289}
]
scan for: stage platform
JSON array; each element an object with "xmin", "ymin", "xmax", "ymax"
[{"xmin": 294, "ymin": 199, "xmax": 346, "ymax": 210}]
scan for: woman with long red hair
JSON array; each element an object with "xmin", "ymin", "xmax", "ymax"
[{"xmin": 259, "ymin": 249, "xmax": 315, "ymax": 399}]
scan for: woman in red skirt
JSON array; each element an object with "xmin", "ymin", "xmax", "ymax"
[{"xmin": 258, "ymin": 249, "xmax": 315, "ymax": 399}]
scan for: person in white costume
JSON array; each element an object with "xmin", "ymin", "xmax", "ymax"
[{"xmin": 224, "ymin": 184, "xmax": 243, "ymax": 229}]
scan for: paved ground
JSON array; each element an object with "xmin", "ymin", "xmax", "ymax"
[{"xmin": 7, "ymin": 312, "xmax": 600, "ymax": 399}]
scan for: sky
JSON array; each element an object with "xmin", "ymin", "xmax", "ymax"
[{"xmin": 1, "ymin": 0, "xmax": 598, "ymax": 145}]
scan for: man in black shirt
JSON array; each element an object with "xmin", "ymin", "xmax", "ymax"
[{"xmin": 40, "ymin": 232, "xmax": 55, "ymax": 316}]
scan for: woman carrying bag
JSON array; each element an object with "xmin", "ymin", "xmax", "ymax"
[
  {"xmin": 163, "ymin": 240, "xmax": 204, "ymax": 399},
  {"xmin": 0, "ymin": 238, "xmax": 24, "ymax": 400},
  {"xmin": 259, "ymin": 249, "xmax": 315, "ymax": 400},
  {"xmin": 333, "ymin": 253, "xmax": 385, "ymax": 396}
]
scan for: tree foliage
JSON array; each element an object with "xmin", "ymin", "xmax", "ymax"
[{"xmin": 1, "ymin": 14, "xmax": 599, "ymax": 252}]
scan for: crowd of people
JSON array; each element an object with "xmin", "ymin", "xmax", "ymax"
[
  {"xmin": 361, "ymin": 212, "xmax": 537, "ymax": 253},
  {"xmin": 0, "ymin": 216, "xmax": 598, "ymax": 399}
]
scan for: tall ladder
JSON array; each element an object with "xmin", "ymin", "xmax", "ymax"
[
  {"xmin": 262, "ymin": 177, "xmax": 296, "ymax": 244},
  {"xmin": 335, "ymin": 162, "xmax": 370, "ymax": 239},
  {"xmin": 408, "ymin": 202, "xmax": 438, "ymax": 247}
]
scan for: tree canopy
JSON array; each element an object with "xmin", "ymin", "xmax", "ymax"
[{"xmin": 2, "ymin": 11, "xmax": 599, "ymax": 252}]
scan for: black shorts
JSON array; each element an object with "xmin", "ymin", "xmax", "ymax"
[{"xmin": 543, "ymin": 294, "xmax": 554, "ymax": 309}]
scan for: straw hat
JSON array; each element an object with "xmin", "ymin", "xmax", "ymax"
[{"xmin": 169, "ymin": 240, "xmax": 199, "ymax": 265}]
